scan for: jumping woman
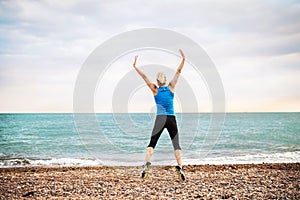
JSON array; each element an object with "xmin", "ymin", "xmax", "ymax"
[{"xmin": 133, "ymin": 49, "xmax": 186, "ymax": 181}]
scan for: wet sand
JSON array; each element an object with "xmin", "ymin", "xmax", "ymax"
[{"xmin": 0, "ymin": 163, "xmax": 299, "ymax": 199}]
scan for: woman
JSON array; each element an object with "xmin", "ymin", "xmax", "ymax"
[{"xmin": 133, "ymin": 49, "xmax": 186, "ymax": 181}]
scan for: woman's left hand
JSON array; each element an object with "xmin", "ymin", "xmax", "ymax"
[{"xmin": 133, "ymin": 55, "xmax": 138, "ymax": 68}]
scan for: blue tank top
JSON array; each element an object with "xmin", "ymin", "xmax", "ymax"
[{"xmin": 154, "ymin": 86, "xmax": 175, "ymax": 116}]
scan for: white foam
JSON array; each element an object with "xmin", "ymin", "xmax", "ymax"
[
  {"xmin": 182, "ymin": 151, "xmax": 300, "ymax": 165},
  {"xmin": 0, "ymin": 151, "xmax": 299, "ymax": 168},
  {"xmin": 30, "ymin": 158, "xmax": 103, "ymax": 167},
  {"xmin": 0, "ymin": 158, "xmax": 103, "ymax": 168}
]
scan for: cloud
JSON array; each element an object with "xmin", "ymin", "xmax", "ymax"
[{"xmin": 0, "ymin": 0, "xmax": 299, "ymax": 112}]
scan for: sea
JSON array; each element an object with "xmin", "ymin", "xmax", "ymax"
[{"xmin": 0, "ymin": 113, "xmax": 299, "ymax": 167}]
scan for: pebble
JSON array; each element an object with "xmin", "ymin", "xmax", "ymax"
[{"xmin": 0, "ymin": 163, "xmax": 299, "ymax": 199}]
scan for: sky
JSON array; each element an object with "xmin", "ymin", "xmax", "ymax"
[{"xmin": 0, "ymin": 0, "xmax": 300, "ymax": 113}]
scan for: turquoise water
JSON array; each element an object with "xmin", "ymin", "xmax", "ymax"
[{"xmin": 0, "ymin": 113, "xmax": 299, "ymax": 167}]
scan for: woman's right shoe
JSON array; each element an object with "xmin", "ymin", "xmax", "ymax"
[{"xmin": 175, "ymin": 165, "xmax": 185, "ymax": 182}]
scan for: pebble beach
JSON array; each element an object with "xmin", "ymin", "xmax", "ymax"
[{"xmin": 0, "ymin": 163, "xmax": 299, "ymax": 199}]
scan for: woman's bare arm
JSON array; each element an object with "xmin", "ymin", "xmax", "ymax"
[
  {"xmin": 169, "ymin": 49, "xmax": 185, "ymax": 92},
  {"xmin": 133, "ymin": 56, "xmax": 157, "ymax": 95}
]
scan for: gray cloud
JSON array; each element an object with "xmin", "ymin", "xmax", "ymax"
[{"xmin": 0, "ymin": 0, "xmax": 299, "ymax": 112}]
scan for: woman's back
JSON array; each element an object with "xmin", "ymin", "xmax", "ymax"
[{"xmin": 154, "ymin": 86, "xmax": 175, "ymax": 116}]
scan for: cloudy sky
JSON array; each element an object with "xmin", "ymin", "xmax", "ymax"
[{"xmin": 0, "ymin": 0, "xmax": 299, "ymax": 113}]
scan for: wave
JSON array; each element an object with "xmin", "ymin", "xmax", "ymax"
[
  {"xmin": 0, "ymin": 157, "xmax": 103, "ymax": 168},
  {"xmin": 0, "ymin": 151, "xmax": 299, "ymax": 168},
  {"xmin": 183, "ymin": 151, "xmax": 300, "ymax": 165}
]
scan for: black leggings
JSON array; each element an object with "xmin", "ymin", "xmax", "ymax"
[{"xmin": 148, "ymin": 115, "xmax": 181, "ymax": 150}]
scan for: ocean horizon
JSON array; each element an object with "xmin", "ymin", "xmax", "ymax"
[{"xmin": 0, "ymin": 112, "xmax": 299, "ymax": 167}]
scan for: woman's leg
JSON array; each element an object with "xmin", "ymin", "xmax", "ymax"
[
  {"xmin": 144, "ymin": 147, "xmax": 154, "ymax": 163},
  {"xmin": 144, "ymin": 116, "xmax": 166, "ymax": 163},
  {"xmin": 166, "ymin": 116, "xmax": 182, "ymax": 165},
  {"xmin": 166, "ymin": 116, "xmax": 185, "ymax": 181},
  {"xmin": 174, "ymin": 149, "xmax": 182, "ymax": 166}
]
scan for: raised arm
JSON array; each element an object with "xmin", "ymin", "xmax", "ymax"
[
  {"xmin": 133, "ymin": 56, "xmax": 157, "ymax": 95},
  {"xmin": 169, "ymin": 49, "xmax": 185, "ymax": 92}
]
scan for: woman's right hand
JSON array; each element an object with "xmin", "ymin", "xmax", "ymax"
[{"xmin": 179, "ymin": 49, "xmax": 185, "ymax": 60}]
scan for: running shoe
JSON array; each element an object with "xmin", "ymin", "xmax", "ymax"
[
  {"xmin": 141, "ymin": 162, "xmax": 151, "ymax": 179},
  {"xmin": 176, "ymin": 165, "xmax": 185, "ymax": 182}
]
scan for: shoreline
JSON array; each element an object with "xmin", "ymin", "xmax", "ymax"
[
  {"xmin": 1, "ymin": 163, "xmax": 299, "ymax": 199},
  {"xmin": 1, "ymin": 160, "xmax": 300, "ymax": 169},
  {"xmin": 1, "ymin": 150, "xmax": 299, "ymax": 168}
]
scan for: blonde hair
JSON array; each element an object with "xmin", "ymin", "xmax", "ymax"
[{"xmin": 156, "ymin": 72, "xmax": 166, "ymax": 86}]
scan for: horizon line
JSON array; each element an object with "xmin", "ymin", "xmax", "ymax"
[{"xmin": 0, "ymin": 111, "xmax": 299, "ymax": 114}]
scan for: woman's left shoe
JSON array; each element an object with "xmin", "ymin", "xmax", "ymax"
[{"xmin": 141, "ymin": 162, "xmax": 151, "ymax": 179}]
